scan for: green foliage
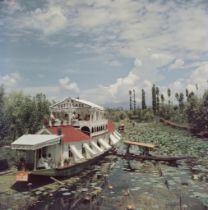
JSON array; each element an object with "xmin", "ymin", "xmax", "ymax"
[
  {"xmin": 186, "ymin": 90, "xmax": 208, "ymax": 131},
  {"xmin": 0, "ymin": 86, "xmax": 10, "ymax": 142},
  {"xmin": 178, "ymin": 92, "xmax": 184, "ymax": 111},
  {"xmin": 133, "ymin": 89, "xmax": 136, "ymax": 113},
  {"xmin": 185, "ymin": 89, "xmax": 189, "ymax": 98},
  {"xmin": 0, "ymin": 90, "xmax": 50, "ymax": 143},
  {"xmin": 159, "ymin": 104, "xmax": 174, "ymax": 120},
  {"xmin": 137, "ymin": 108, "xmax": 154, "ymax": 122},
  {"xmin": 160, "ymin": 94, "xmax": 165, "ymax": 104},
  {"xmin": 129, "ymin": 90, "xmax": 132, "ymax": 110},
  {"xmin": 141, "ymin": 89, "xmax": 146, "ymax": 109},
  {"xmin": 167, "ymin": 88, "xmax": 171, "ymax": 105},
  {"xmin": 105, "ymin": 108, "xmax": 127, "ymax": 122},
  {"xmin": 152, "ymin": 84, "xmax": 156, "ymax": 114},
  {"xmin": 123, "ymin": 122, "xmax": 208, "ymax": 159}
]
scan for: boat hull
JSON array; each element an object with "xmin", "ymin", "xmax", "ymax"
[{"xmin": 30, "ymin": 150, "xmax": 110, "ymax": 177}]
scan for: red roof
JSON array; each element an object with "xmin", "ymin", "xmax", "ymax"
[
  {"xmin": 107, "ymin": 120, "xmax": 116, "ymax": 133},
  {"xmin": 47, "ymin": 121, "xmax": 115, "ymax": 143},
  {"xmin": 47, "ymin": 126, "xmax": 90, "ymax": 143}
]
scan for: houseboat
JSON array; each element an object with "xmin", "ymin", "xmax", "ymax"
[{"xmin": 11, "ymin": 98, "xmax": 121, "ymax": 181}]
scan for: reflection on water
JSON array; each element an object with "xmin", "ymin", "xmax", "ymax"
[{"xmin": 26, "ymin": 151, "xmax": 208, "ymax": 210}]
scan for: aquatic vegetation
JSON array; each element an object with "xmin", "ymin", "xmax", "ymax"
[{"xmin": 123, "ymin": 122, "xmax": 208, "ymax": 162}]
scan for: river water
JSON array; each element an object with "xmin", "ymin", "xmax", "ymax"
[{"xmin": 27, "ymin": 146, "xmax": 208, "ymax": 210}]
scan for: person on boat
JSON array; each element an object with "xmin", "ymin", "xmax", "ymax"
[
  {"xmin": 68, "ymin": 148, "xmax": 74, "ymax": 165},
  {"xmin": 72, "ymin": 111, "xmax": 76, "ymax": 119},
  {"xmin": 17, "ymin": 157, "xmax": 26, "ymax": 171},
  {"xmin": 71, "ymin": 112, "xmax": 78, "ymax": 124},
  {"xmin": 37, "ymin": 154, "xmax": 49, "ymax": 169},
  {"xmin": 47, "ymin": 153, "xmax": 54, "ymax": 168}
]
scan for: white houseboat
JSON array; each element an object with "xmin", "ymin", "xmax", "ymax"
[{"xmin": 11, "ymin": 98, "xmax": 121, "ymax": 180}]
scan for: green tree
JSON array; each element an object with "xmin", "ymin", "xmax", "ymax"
[
  {"xmin": 188, "ymin": 91, "xmax": 195, "ymax": 101},
  {"xmin": 160, "ymin": 94, "xmax": 165, "ymax": 104},
  {"xmin": 186, "ymin": 95, "xmax": 202, "ymax": 131},
  {"xmin": 179, "ymin": 92, "xmax": 184, "ymax": 111},
  {"xmin": 33, "ymin": 93, "xmax": 50, "ymax": 129},
  {"xmin": 202, "ymin": 91, "xmax": 208, "ymax": 130},
  {"xmin": 133, "ymin": 89, "xmax": 136, "ymax": 114},
  {"xmin": 185, "ymin": 89, "xmax": 189, "ymax": 99},
  {"xmin": 6, "ymin": 92, "xmax": 50, "ymax": 141},
  {"xmin": 156, "ymin": 87, "xmax": 160, "ymax": 113},
  {"xmin": 175, "ymin": 92, "xmax": 179, "ymax": 107},
  {"xmin": 167, "ymin": 88, "xmax": 171, "ymax": 105},
  {"xmin": 141, "ymin": 89, "xmax": 146, "ymax": 109},
  {"xmin": 0, "ymin": 86, "xmax": 10, "ymax": 142},
  {"xmin": 6, "ymin": 91, "xmax": 27, "ymax": 140},
  {"xmin": 129, "ymin": 90, "xmax": 132, "ymax": 111},
  {"xmin": 152, "ymin": 84, "xmax": 156, "ymax": 114}
]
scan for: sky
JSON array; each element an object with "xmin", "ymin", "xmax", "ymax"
[{"xmin": 0, "ymin": 0, "xmax": 208, "ymax": 108}]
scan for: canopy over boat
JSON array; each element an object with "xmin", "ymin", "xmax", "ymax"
[
  {"xmin": 98, "ymin": 138, "xmax": 111, "ymax": 149},
  {"xmin": 11, "ymin": 134, "xmax": 61, "ymax": 150},
  {"xmin": 110, "ymin": 134, "xmax": 120, "ymax": 145}
]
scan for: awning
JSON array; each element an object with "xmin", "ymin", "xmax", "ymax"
[
  {"xmin": 113, "ymin": 132, "xmax": 121, "ymax": 140},
  {"xmin": 98, "ymin": 138, "xmax": 111, "ymax": 150},
  {"xmin": 11, "ymin": 134, "xmax": 61, "ymax": 150},
  {"xmin": 110, "ymin": 134, "xmax": 119, "ymax": 145},
  {"xmin": 114, "ymin": 130, "xmax": 121, "ymax": 138},
  {"xmin": 69, "ymin": 145, "xmax": 85, "ymax": 163},
  {"xmin": 83, "ymin": 143, "xmax": 97, "ymax": 157},
  {"xmin": 90, "ymin": 142, "xmax": 104, "ymax": 153}
]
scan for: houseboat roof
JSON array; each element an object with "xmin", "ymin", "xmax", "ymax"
[
  {"xmin": 11, "ymin": 134, "xmax": 61, "ymax": 150},
  {"xmin": 73, "ymin": 98, "xmax": 104, "ymax": 111},
  {"xmin": 47, "ymin": 126, "xmax": 91, "ymax": 143},
  {"xmin": 50, "ymin": 97, "xmax": 104, "ymax": 111}
]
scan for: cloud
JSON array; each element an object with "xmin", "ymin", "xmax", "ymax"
[
  {"xmin": 78, "ymin": 68, "xmax": 140, "ymax": 106},
  {"xmin": 80, "ymin": 58, "xmax": 155, "ymax": 106},
  {"xmin": 151, "ymin": 53, "xmax": 174, "ymax": 67},
  {"xmin": 1, "ymin": 0, "xmax": 208, "ymax": 108},
  {"xmin": 77, "ymin": 7, "xmax": 112, "ymax": 29},
  {"xmin": 59, "ymin": 77, "xmax": 80, "ymax": 93},
  {"xmin": 170, "ymin": 59, "xmax": 184, "ymax": 69},
  {"xmin": 134, "ymin": 58, "xmax": 142, "ymax": 67},
  {"xmin": 107, "ymin": 60, "xmax": 121, "ymax": 67},
  {"xmin": 3, "ymin": 0, "xmax": 22, "ymax": 14},
  {"xmin": 166, "ymin": 62, "xmax": 208, "ymax": 102},
  {"xmin": 187, "ymin": 63, "xmax": 208, "ymax": 93},
  {"xmin": 15, "ymin": 4, "xmax": 67, "ymax": 35},
  {"xmin": 4, "ymin": 0, "xmax": 208, "ymax": 58},
  {"xmin": 22, "ymin": 85, "xmax": 60, "ymax": 98},
  {"xmin": 0, "ymin": 72, "xmax": 21, "ymax": 90}
]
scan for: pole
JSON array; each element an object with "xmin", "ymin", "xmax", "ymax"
[{"xmin": 34, "ymin": 150, "xmax": 37, "ymax": 171}]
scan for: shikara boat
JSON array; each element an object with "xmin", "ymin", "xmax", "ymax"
[
  {"xmin": 11, "ymin": 98, "xmax": 121, "ymax": 181},
  {"xmin": 119, "ymin": 140, "xmax": 193, "ymax": 164}
]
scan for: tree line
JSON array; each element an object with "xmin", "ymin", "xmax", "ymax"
[
  {"xmin": 128, "ymin": 84, "xmax": 208, "ymax": 133},
  {"xmin": 0, "ymin": 86, "xmax": 51, "ymax": 144}
]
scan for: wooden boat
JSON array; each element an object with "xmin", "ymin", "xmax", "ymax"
[
  {"xmin": 11, "ymin": 98, "xmax": 121, "ymax": 181},
  {"xmin": 119, "ymin": 140, "xmax": 193, "ymax": 164}
]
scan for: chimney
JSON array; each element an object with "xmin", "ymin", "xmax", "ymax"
[{"xmin": 57, "ymin": 127, "xmax": 62, "ymax": 136}]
